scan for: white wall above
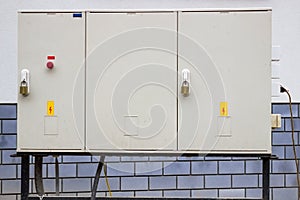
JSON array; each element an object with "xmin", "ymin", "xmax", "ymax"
[{"xmin": 0, "ymin": 0, "xmax": 299, "ymax": 103}]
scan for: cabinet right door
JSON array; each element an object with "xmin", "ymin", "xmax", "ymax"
[{"xmin": 178, "ymin": 11, "xmax": 271, "ymax": 153}]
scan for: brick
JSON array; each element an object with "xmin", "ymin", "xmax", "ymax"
[
  {"xmin": 177, "ymin": 156, "xmax": 204, "ymax": 161},
  {"xmin": 270, "ymin": 174, "xmax": 284, "ymax": 187},
  {"xmin": 40, "ymin": 179, "xmax": 56, "ymax": 193},
  {"xmin": 2, "ymin": 149, "xmax": 20, "ymax": 164},
  {"xmin": 120, "ymin": 156, "xmax": 148, "ymax": 162},
  {"xmin": 231, "ymin": 157, "xmax": 258, "ymax": 160},
  {"xmin": 164, "ymin": 190, "xmax": 190, "ymax": 197},
  {"xmin": 62, "ymin": 178, "xmax": 91, "ymax": 192},
  {"xmin": 219, "ymin": 189, "xmax": 245, "ymax": 198},
  {"xmin": 205, "ymin": 175, "xmax": 231, "ymax": 188},
  {"xmin": 60, "ymin": 164, "xmax": 77, "ymax": 177},
  {"xmin": 43, "ymin": 155, "xmax": 62, "ymax": 164},
  {"xmin": 0, "ymin": 165, "xmax": 16, "ymax": 179},
  {"xmin": 246, "ymin": 188, "xmax": 262, "ymax": 198},
  {"xmin": 273, "ymin": 188, "xmax": 297, "ymax": 200},
  {"xmin": 2, "ymin": 180, "xmax": 20, "ymax": 194},
  {"xmin": 258, "ymin": 174, "xmax": 262, "ymax": 187},
  {"xmin": 44, "ymin": 164, "xmax": 54, "ymax": 178},
  {"xmin": 48, "ymin": 163, "xmax": 76, "ymax": 178},
  {"xmin": 135, "ymin": 162, "xmax": 162, "ymax": 175},
  {"xmin": 50, "ymin": 193, "xmax": 77, "ymax": 197},
  {"xmin": 107, "ymin": 162, "xmax": 134, "ymax": 176},
  {"xmin": 98, "ymin": 177, "xmax": 120, "ymax": 191},
  {"xmin": 285, "ymin": 118, "xmax": 300, "ymax": 131},
  {"xmin": 2, "ymin": 120, "xmax": 17, "ymax": 134},
  {"xmin": 150, "ymin": 176, "xmax": 176, "ymax": 189},
  {"xmin": 192, "ymin": 161, "xmax": 217, "ymax": 174},
  {"xmin": 164, "ymin": 161, "xmax": 190, "ymax": 175},
  {"xmin": 63, "ymin": 155, "xmax": 91, "ymax": 163},
  {"xmin": 121, "ymin": 177, "xmax": 148, "ymax": 190},
  {"xmin": 110, "ymin": 191, "xmax": 133, "ymax": 197},
  {"xmin": 192, "ymin": 189, "xmax": 217, "ymax": 198},
  {"xmin": 272, "ymin": 160, "xmax": 296, "ymax": 173},
  {"xmin": 0, "ymin": 105, "xmax": 16, "ymax": 119},
  {"xmin": 0, "ymin": 135, "xmax": 16, "ymax": 149},
  {"xmin": 77, "ymin": 163, "xmax": 98, "ymax": 177},
  {"xmin": 232, "ymin": 175, "xmax": 258, "ymax": 187},
  {"xmin": 272, "ymin": 104, "xmax": 298, "ymax": 117},
  {"xmin": 285, "ymin": 146, "xmax": 300, "ymax": 159},
  {"xmin": 272, "ymin": 146, "xmax": 285, "ymax": 159},
  {"xmin": 92, "ymin": 156, "xmax": 119, "ymax": 162},
  {"xmin": 178, "ymin": 176, "xmax": 203, "ymax": 189},
  {"xmin": 219, "ymin": 161, "xmax": 244, "ymax": 174},
  {"xmin": 272, "ymin": 132, "xmax": 297, "ymax": 145},
  {"xmin": 135, "ymin": 190, "xmax": 162, "ymax": 197},
  {"xmin": 204, "ymin": 156, "xmax": 231, "ymax": 160},
  {"xmin": 149, "ymin": 156, "xmax": 176, "ymax": 161},
  {"xmin": 246, "ymin": 160, "xmax": 262, "ymax": 173},
  {"xmin": 47, "ymin": 193, "xmax": 77, "ymax": 197},
  {"xmin": 77, "ymin": 192, "xmax": 101, "ymax": 197},
  {"xmin": 0, "ymin": 195, "xmax": 17, "ymax": 200},
  {"xmin": 286, "ymin": 174, "xmax": 298, "ymax": 187}
]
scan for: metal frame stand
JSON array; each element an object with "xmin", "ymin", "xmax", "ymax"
[
  {"xmin": 19, "ymin": 154, "xmax": 274, "ymax": 200},
  {"xmin": 21, "ymin": 155, "xmax": 30, "ymax": 200},
  {"xmin": 262, "ymin": 156, "xmax": 271, "ymax": 200}
]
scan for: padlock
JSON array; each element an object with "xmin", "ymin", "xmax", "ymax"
[
  {"xmin": 20, "ymin": 80, "xmax": 29, "ymax": 96},
  {"xmin": 181, "ymin": 81, "xmax": 190, "ymax": 97}
]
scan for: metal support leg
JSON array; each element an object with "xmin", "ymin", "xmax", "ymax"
[
  {"xmin": 262, "ymin": 157, "xmax": 270, "ymax": 200},
  {"xmin": 21, "ymin": 155, "xmax": 30, "ymax": 200}
]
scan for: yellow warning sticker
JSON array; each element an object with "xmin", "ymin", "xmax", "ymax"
[
  {"xmin": 220, "ymin": 102, "xmax": 228, "ymax": 116},
  {"xmin": 47, "ymin": 101, "xmax": 54, "ymax": 116}
]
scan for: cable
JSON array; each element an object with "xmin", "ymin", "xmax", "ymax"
[
  {"xmin": 281, "ymin": 85, "xmax": 300, "ymax": 199},
  {"xmin": 34, "ymin": 155, "xmax": 45, "ymax": 198},
  {"xmin": 103, "ymin": 163, "xmax": 112, "ymax": 197},
  {"xmin": 91, "ymin": 156, "xmax": 105, "ymax": 200}
]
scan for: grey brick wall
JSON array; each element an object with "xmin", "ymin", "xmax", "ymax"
[{"xmin": 0, "ymin": 103, "xmax": 299, "ymax": 200}]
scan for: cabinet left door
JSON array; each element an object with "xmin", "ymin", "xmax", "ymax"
[{"xmin": 18, "ymin": 12, "xmax": 85, "ymax": 151}]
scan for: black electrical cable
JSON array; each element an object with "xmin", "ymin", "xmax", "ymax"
[
  {"xmin": 281, "ymin": 86, "xmax": 300, "ymax": 199},
  {"xmin": 91, "ymin": 156, "xmax": 105, "ymax": 200},
  {"xmin": 34, "ymin": 155, "xmax": 45, "ymax": 197}
]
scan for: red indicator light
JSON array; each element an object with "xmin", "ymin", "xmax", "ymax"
[{"xmin": 47, "ymin": 55, "xmax": 55, "ymax": 60}]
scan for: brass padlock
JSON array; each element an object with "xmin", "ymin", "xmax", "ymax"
[
  {"xmin": 20, "ymin": 80, "xmax": 29, "ymax": 96},
  {"xmin": 181, "ymin": 81, "xmax": 190, "ymax": 97}
]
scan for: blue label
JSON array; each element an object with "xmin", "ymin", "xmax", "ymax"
[{"xmin": 73, "ymin": 13, "xmax": 82, "ymax": 18}]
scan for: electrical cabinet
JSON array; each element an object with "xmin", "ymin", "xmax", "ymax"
[
  {"xmin": 18, "ymin": 9, "xmax": 271, "ymax": 154},
  {"xmin": 18, "ymin": 13, "xmax": 85, "ymax": 150}
]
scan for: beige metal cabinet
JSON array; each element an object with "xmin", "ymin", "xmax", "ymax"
[
  {"xmin": 18, "ymin": 12, "xmax": 85, "ymax": 150},
  {"xmin": 17, "ymin": 9, "xmax": 271, "ymax": 154}
]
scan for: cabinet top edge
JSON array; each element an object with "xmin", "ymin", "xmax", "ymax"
[{"xmin": 18, "ymin": 7, "xmax": 272, "ymax": 13}]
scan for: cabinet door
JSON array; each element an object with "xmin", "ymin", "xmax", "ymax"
[
  {"xmin": 86, "ymin": 12, "xmax": 177, "ymax": 151},
  {"xmin": 18, "ymin": 13, "xmax": 85, "ymax": 150},
  {"xmin": 178, "ymin": 11, "xmax": 271, "ymax": 153}
]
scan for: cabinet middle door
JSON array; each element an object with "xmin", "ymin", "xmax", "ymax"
[{"xmin": 86, "ymin": 12, "xmax": 177, "ymax": 151}]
